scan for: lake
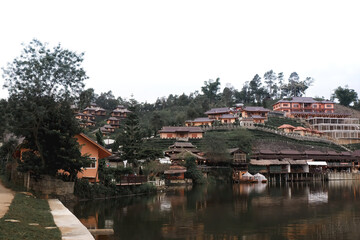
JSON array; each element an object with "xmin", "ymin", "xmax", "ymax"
[{"xmin": 69, "ymin": 181, "xmax": 360, "ymax": 240}]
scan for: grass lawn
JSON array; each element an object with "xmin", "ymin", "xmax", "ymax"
[{"xmin": 0, "ymin": 193, "xmax": 61, "ymax": 240}]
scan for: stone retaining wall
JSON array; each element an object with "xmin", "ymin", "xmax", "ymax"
[{"xmin": 30, "ymin": 175, "xmax": 74, "ymax": 195}]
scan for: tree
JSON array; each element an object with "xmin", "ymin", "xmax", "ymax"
[
  {"xmin": 79, "ymin": 88, "xmax": 97, "ymax": 110},
  {"xmin": 114, "ymin": 105, "xmax": 143, "ymax": 167},
  {"xmin": 263, "ymin": 70, "xmax": 277, "ymax": 97},
  {"xmin": 96, "ymin": 91, "xmax": 119, "ymax": 110},
  {"xmin": 2, "ymin": 39, "xmax": 89, "ymax": 179},
  {"xmin": 96, "ymin": 129, "xmax": 105, "ymax": 147},
  {"xmin": 201, "ymin": 132, "xmax": 230, "ymax": 163},
  {"xmin": 282, "ymin": 72, "xmax": 313, "ymax": 97},
  {"xmin": 332, "ymin": 86, "xmax": 358, "ymax": 107},
  {"xmin": 201, "ymin": 78, "xmax": 221, "ymax": 105}
]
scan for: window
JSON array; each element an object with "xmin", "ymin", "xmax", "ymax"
[
  {"xmin": 283, "ymin": 104, "xmax": 289, "ymax": 107},
  {"xmin": 326, "ymin": 104, "xmax": 333, "ymax": 108},
  {"xmin": 293, "ymin": 104, "xmax": 299, "ymax": 107},
  {"xmin": 84, "ymin": 157, "xmax": 96, "ymax": 168},
  {"xmin": 312, "ymin": 104, "xmax": 317, "ymax": 108}
]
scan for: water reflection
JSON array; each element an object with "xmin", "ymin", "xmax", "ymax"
[{"xmin": 68, "ymin": 181, "xmax": 360, "ymax": 240}]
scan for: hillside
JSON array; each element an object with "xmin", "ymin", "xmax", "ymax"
[{"xmin": 334, "ymin": 104, "xmax": 360, "ymax": 118}]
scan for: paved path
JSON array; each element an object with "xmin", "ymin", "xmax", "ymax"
[
  {"xmin": 0, "ymin": 180, "xmax": 15, "ymax": 218},
  {"xmin": 48, "ymin": 199, "xmax": 94, "ymax": 240}
]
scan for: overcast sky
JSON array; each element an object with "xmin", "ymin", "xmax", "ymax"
[{"xmin": 0, "ymin": 0, "xmax": 359, "ymax": 103}]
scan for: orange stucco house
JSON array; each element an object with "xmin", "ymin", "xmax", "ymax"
[{"xmin": 75, "ymin": 133, "xmax": 112, "ymax": 182}]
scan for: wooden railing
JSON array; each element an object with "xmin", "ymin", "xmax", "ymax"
[{"xmin": 118, "ymin": 176, "xmax": 147, "ymax": 185}]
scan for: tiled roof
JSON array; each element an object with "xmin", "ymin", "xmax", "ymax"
[
  {"xmin": 278, "ymin": 124, "xmax": 296, "ymax": 129},
  {"xmin": 274, "ymin": 97, "xmax": 334, "ymax": 105},
  {"xmin": 159, "ymin": 126, "xmax": 204, "ymax": 133},
  {"xmin": 171, "ymin": 142, "xmax": 196, "ymax": 148},
  {"xmin": 108, "ymin": 117, "xmax": 120, "ymax": 121},
  {"xmin": 279, "ymin": 150, "xmax": 302, "ymax": 155},
  {"xmin": 304, "ymin": 150, "xmax": 326, "ymax": 155},
  {"xmin": 220, "ymin": 114, "xmax": 237, "ymax": 119},
  {"xmin": 204, "ymin": 108, "xmax": 232, "ymax": 115},
  {"xmin": 192, "ymin": 117, "xmax": 214, "ymax": 122},
  {"xmin": 251, "ymin": 115, "xmax": 266, "ymax": 119},
  {"xmin": 242, "ymin": 106, "xmax": 270, "ymax": 112}
]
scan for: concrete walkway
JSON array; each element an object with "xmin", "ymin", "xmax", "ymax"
[
  {"xmin": 48, "ymin": 199, "xmax": 94, "ymax": 240},
  {"xmin": 0, "ymin": 180, "xmax": 15, "ymax": 219}
]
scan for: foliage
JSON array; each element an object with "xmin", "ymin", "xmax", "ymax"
[
  {"xmin": 95, "ymin": 129, "xmax": 105, "ymax": 146},
  {"xmin": 113, "ymin": 105, "xmax": 143, "ymax": 166},
  {"xmin": 78, "ymin": 88, "xmax": 97, "ymax": 110},
  {"xmin": 201, "ymin": 131, "xmax": 230, "ymax": 162},
  {"xmin": 0, "ymin": 193, "xmax": 61, "ymax": 240},
  {"xmin": 3, "ymin": 39, "xmax": 86, "ymax": 101},
  {"xmin": 2, "ymin": 39, "xmax": 89, "ymax": 180},
  {"xmin": 184, "ymin": 155, "xmax": 205, "ymax": 184},
  {"xmin": 201, "ymin": 78, "xmax": 221, "ymax": 104},
  {"xmin": 142, "ymin": 161, "xmax": 169, "ymax": 179},
  {"xmin": 332, "ymin": 86, "xmax": 358, "ymax": 107},
  {"xmin": 95, "ymin": 91, "xmax": 119, "ymax": 110}
]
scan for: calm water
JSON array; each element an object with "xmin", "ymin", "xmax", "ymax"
[{"xmin": 69, "ymin": 181, "xmax": 360, "ymax": 240}]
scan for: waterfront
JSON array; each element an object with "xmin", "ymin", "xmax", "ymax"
[{"xmin": 69, "ymin": 181, "xmax": 360, "ymax": 240}]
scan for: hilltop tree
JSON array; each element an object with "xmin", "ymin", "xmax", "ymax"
[
  {"xmin": 264, "ymin": 70, "xmax": 277, "ymax": 97},
  {"xmin": 2, "ymin": 39, "xmax": 89, "ymax": 179},
  {"xmin": 96, "ymin": 91, "xmax": 119, "ymax": 110},
  {"xmin": 79, "ymin": 88, "xmax": 97, "ymax": 109},
  {"xmin": 282, "ymin": 72, "xmax": 313, "ymax": 97},
  {"xmin": 201, "ymin": 78, "xmax": 221, "ymax": 105},
  {"xmin": 332, "ymin": 86, "xmax": 358, "ymax": 107}
]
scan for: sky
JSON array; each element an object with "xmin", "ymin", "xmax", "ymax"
[{"xmin": 0, "ymin": 0, "xmax": 359, "ymax": 103}]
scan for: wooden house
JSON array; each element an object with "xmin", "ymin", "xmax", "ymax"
[
  {"xmin": 205, "ymin": 108, "xmax": 233, "ymax": 120},
  {"xmin": 164, "ymin": 165, "xmax": 187, "ymax": 180},
  {"xmin": 165, "ymin": 142, "xmax": 205, "ymax": 163},
  {"xmin": 111, "ymin": 105, "xmax": 131, "ymax": 118},
  {"xmin": 278, "ymin": 124, "xmax": 296, "ymax": 133},
  {"xmin": 99, "ymin": 124, "xmax": 115, "ymax": 135},
  {"xmin": 220, "ymin": 114, "xmax": 237, "ymax": 124},
  {"xmin": 159, "ymin": 126, "xmax": 203, "ymax": 139},
  {"xmin": 75, "ymin": 133, "xmax": 112, "ymax": 183},
  {"xmin": 107, "ymin": 117, "xmax": 121, "ymax": 128},
  {"xmin": 185, "ymin": 117, "xmax": 214, "ymax": 126},
  {"xmin": 273, "ymin": 97, "xmax": 335, "ymax": 115},
  {"xmin": 83, "ymin": 107, "xmax": 96, "ymax": 115},
  {"xmin": 95, "ymin": 107, "xmax": 106, "ymax": 116},
  {"xmin": 241, "ymin": 107, "xmax": 270, "ymax": 123},
  {"xmin": 293, "ymin": 126, "xmax": 308, "ymax": 136}
]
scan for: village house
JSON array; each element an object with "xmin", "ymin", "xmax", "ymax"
[
  {"xmin": 107, "ymin": 117, "xmax": 121, "ymax": 128},
  {"xmin": 99, "ymin": 124, "xmax": 115, "ymax": 135},
  {"xmin": 240, "ymin": 106, "xmax": 270, "ymax": 124},
  {"xmin": 164, "ymin": 141, "xmax": 205, "ymax": 163},
  {"xmin": 205, "ymin": 107, "xmax": 234, "ymax": 120},
  {"xmin": 273, "ymin": 97, "xmax": 335, "ymax": 115},
  {"xmin": 185, "ymin": 117, "xmax": 214, "ymax": 127},
  {"xmin": 219, "ymin": 114, "xmax": 237, "ymax": 124},
  {"xmin": 111, "ymin": 105, "xmax": 131, "ymax": 118},
  {"xmin": 75, "ymin": 133, "xmax": 112, "ymax": 183},
  {"xmin": 159, "ymin": 126, "xmax": 204, "ymax": 139}
]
